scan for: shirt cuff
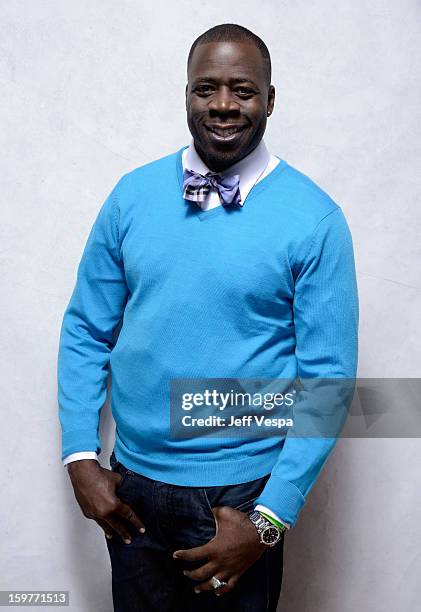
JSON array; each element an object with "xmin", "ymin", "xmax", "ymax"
[
  {"xmin": 63, "ymin": 451, "xmax": 99, "ymax": 467},
  {"xmin": 254, "ymin": 504, "xmax": 290, "ymax": 529}
]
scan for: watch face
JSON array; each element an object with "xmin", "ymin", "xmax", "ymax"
[{"xmin": 262, "ymin": 526, "xmax": 280, "ymax": 545}]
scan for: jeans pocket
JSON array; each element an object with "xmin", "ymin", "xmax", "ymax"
[
  {"xmin": 200, "ymin": 488, "xmax": 218, "ymax": 532},
  {"xmin": 113, "ymin": 462, "xmax": 134, "ymax": 495},
  {"xmin": 201, "ymin": 488, "xmax": 258, "ymax": 516},
  {"xmin": 202, "ymin": 474, "xmax": 270, "ymax": 516},
  {"xmin": 232, "ymin": 495, "xmax": 259, "ymax": 514}
]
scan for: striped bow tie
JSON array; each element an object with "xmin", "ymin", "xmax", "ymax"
[{"xmin": 182, "ymin": 168, "xmax": 243, "ymax": 207}]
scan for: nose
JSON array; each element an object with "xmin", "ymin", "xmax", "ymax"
[{"xmin": 208, "ymin": 86, "xmax": 240, "ymax": 114}]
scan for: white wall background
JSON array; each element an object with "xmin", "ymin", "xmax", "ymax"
[{"xmin": 1, "ymin": 1, "xmax": 420, "ymax": 610}]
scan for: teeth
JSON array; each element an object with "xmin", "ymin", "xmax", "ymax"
[{"xmin": 209, "ymin": 127, "xmax": 243, "ymax": 137}]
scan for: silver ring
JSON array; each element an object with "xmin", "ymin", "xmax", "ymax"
[{"xmin": 210, "ymin": 576, "xmax": 227, "ymax": 589}]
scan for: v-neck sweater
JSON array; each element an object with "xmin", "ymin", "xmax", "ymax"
[{"xmin": 57, "ymin": 145, "xmax": 358, "ymax": 526}]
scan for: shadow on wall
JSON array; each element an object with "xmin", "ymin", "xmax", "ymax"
[
  {"xmin": 65, "ymin": 399, "xmax": 115, "ymax": 611},
  {"xmin": 278, "ymin": 440, "xmax": 354, "ymax": 612}
]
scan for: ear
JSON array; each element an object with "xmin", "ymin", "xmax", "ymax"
[
  {"xmin": 267, "ymin": 85, "xmax": 275, "ymax": 116},
  {"xmin": 185, "ymin": 83, "xmax": 188, "ymax": 110}
]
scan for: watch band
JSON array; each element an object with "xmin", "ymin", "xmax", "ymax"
[{"xmin": 248, "ymin": 510, "xmax": 285, "ymax": 546}]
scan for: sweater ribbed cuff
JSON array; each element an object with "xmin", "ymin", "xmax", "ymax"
[
  {"xmin": 254, "ymin": 474, "xmax": 305, "ymax": 527},
  {"xmin": 61, "ymin": 428, "xmax": 101, "ymax": 460}
]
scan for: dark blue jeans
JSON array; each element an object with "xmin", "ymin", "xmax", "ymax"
[{"xmin": 106, "ymin": 452, "xmax": 284, "ymax": 611}]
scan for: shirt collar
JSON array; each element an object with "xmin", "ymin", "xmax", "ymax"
[{"xmin": 182, "ymin": 138, "xmax": 271, "ymax": 205}]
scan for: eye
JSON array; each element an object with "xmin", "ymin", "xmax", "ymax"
[
  {"xmin": 235, "ymin": 88, "xmax": 255, "ymax": 97},
  {"xmin": 195, "ymin": 85, "xmax": 214, "ymax": 95}
]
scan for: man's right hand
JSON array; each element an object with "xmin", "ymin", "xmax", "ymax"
[{"xmin": 66, "ymin": 459, "xmax": 145, "ymax": 544}]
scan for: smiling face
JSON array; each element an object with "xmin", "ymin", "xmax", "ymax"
[{"xmin": 186, "ymin": 41, "xmax": 275, "ymax": 172}]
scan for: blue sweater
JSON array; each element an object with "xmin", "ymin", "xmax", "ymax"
[{"xmin": 57, "ymin": 145, "xmax": 358, "ymax": 526}]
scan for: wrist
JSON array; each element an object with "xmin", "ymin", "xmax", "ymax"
[{"xmin": 67, "ymin": 458, "xmax": 100, "ymax": 476}]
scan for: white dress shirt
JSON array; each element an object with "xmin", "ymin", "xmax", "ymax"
[
  {"xmin": 62, "ymin": 139, "xmax": 289, "ymax": 529},
  {"xmin": 182, "ymin": 137, "xmax": 280, "ymax": 210}
]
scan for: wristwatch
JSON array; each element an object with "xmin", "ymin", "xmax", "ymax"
[{"xmin": 248, "ymin": 510, "xmax": 285, "ymax": 547}]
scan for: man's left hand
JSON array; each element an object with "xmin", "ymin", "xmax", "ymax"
[{"xmin": 173, "ymin": 505, "xmax": 269, "ymax": 597}]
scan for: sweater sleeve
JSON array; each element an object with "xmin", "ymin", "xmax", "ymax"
[
  {"xmin": 254, "ymin": 207, "xmax": 359, "ymax": 526},
  {"xmin": 57, "ymin": 177, "xmax": 129, "ymax": 460}
]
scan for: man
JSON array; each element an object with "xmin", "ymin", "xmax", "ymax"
[{"xmin": 58, "ymin": 23, "xmax": 358, "ymax": 612}]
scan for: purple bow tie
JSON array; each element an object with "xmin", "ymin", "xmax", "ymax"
[{"xmin": 182, "ymin": 168, "xmax": 243, "ymax": 207}]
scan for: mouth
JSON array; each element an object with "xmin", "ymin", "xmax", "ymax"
[{"xmin": 204, "ymin": 124, "xmax": 248, "ymax": 144}]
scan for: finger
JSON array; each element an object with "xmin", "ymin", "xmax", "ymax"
[
  {"xmin": 214, "ymin": 576, "xmax": 238, "ymax": 597},
  {"xmin": 116, "ymin": 500, "xmax": 146, "ymax": 533},
  {"xmin": 105, "ymin": 516, "xmax": 133, "ymax": 544},
  {"xmin": 193, "ymin": 573, "xmax": 232, "ymax": 594},
  {"xmin": 182, "ymin": 561, "xmax": 217, "ymax": 583},
  {"xmin": 96, "ymin": 518, "xmax": 114, "ymax": 539},
  {"xmin": 173, "ymin": 541, "xmax": 213, "ymax": 562}
]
